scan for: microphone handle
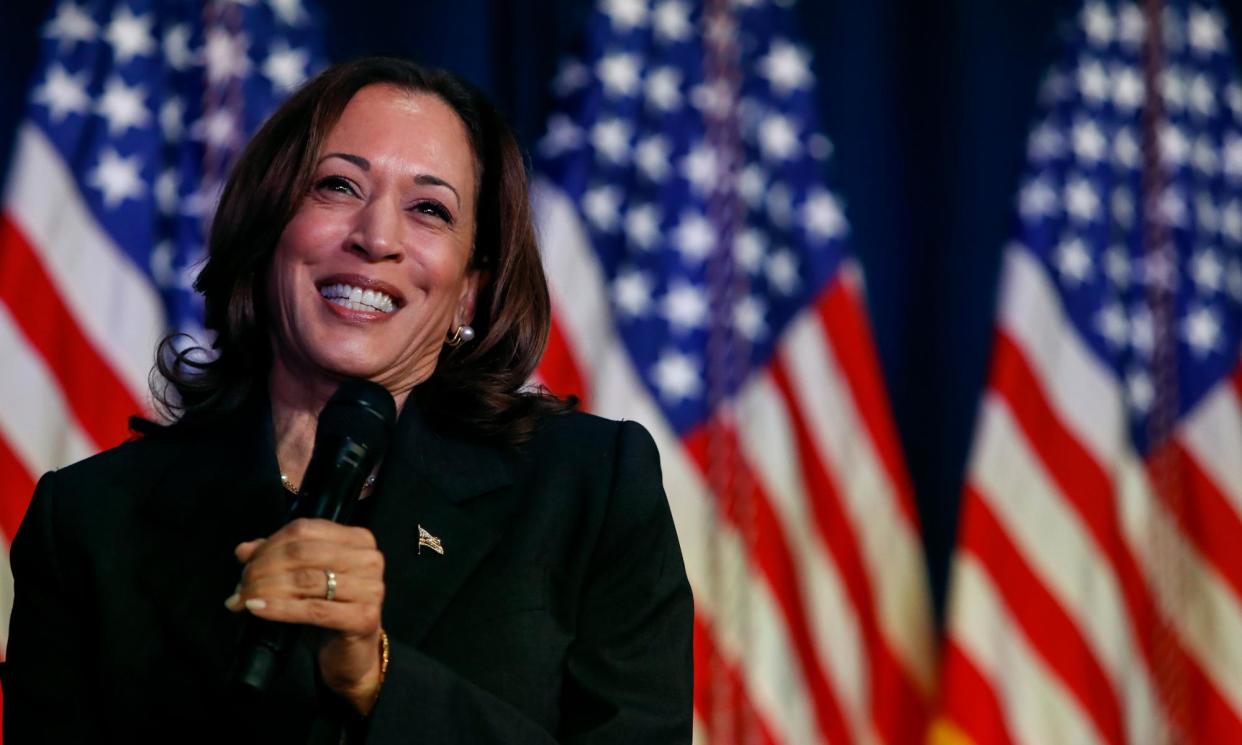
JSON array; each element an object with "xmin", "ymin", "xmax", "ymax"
[{"xmin": 229, "ymin": 437, "xmax": 375, "ymax": 696}]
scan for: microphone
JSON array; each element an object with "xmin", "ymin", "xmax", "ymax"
[{"xmin": 230, "ymin": 378, "xmax": 397, "ymax": 696}]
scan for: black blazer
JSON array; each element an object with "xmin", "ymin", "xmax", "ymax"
[{"xmin": 1, "ymin": 395, "xmax": 693, "ymax": 744}]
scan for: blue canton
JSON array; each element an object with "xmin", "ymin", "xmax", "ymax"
[
  {"xmin": 1014, "ymin": 0, "xmax": 1242, "ymax": 454},
  {"xmin": 537, "ymin": 0, "xmax": 853, "ymax": 435},
  {"xmin": 25, "ymin": 0, "xmax": 325, "ymax": 339}
]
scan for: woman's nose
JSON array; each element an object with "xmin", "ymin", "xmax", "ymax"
[{"xmin": 348, "ymin": 198, "xmax": 404, "ymax": 262}]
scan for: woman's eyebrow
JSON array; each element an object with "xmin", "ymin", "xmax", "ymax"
[{"xmin": 321, "ymin": 152, "xmax": 369, "ymax": 170}]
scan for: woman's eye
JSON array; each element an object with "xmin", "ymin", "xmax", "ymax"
[
  {"xmin": 413, "ymin": 200, "xmax": 453, "ymax": 224},
  {"xmin": 314, "ymin": 176, "xmax": 357, "ymax": 196}
]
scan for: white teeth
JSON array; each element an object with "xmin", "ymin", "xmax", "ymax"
[{"xmin": 319, "ymin": 283, "xmax": 396, "ymax": 313}]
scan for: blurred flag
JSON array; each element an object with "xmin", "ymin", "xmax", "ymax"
[
  {"xmin": 936, "ymin": 1, "xmax": 1242, "ymax": 743},
  {"xmin": 0, "ymin": 0, "xmax": 323, "ymax": 652},
  {"xmin": 532, "ymin": 0, "xmax": 934, "ymax": 742}
]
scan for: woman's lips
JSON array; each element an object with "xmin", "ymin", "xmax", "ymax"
[{"xmin": 316, "ymin": 274, "xmax": 404, "ymax": 314}]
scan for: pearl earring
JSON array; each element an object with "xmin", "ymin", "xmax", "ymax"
[{"xmin": 446, "ymin": 324, "xmax": 475, "ymax": 347}]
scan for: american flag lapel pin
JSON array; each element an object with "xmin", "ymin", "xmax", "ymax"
[{"xmin": 418, "ymin": 524, "xmax": 444, "ymax": 556}]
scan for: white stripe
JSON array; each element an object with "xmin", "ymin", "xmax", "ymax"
[
  {"xmin": 4, "ymin": 124, "xmax": 163, "ymax": 405},
  {"xmin": 1115, "ymin": 451, "xmax": 1242, "ymax": 718},
  {"xmin": 997, "ymin": 247, "xmax": 1125, "ymax": 467},
  {"xmin": 968, "ymin": 393, "xmax": 1161, "ymax": 742},
  {"xmin": 536, "ymin": 185, "xmax": 818, "ymax": 744},
  {"xmin": 948, "ymin": 553, "xmax": 1106, "ymax": 745},
  {"xmin": 1180, "ymin": 379, "xmax": 1242, "ymax": 521},
  {"xmin": 737, "ymin": 373, "xmax": 880, "ymax": 745},
  {"xmin": 779, "ymin": 298, "xmax": 935, "ymax": 693},
  {"xmin": 0, "ymin": 302, "xmax": 95, "ymax": 476}
]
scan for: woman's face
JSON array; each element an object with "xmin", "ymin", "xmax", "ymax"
[{"xmin": 268, "ymin": 84, "xmax": 480, "ymax": 396}]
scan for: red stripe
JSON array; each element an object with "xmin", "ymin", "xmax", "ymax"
[
  {"xmin": 0, "ymin": 213, "xmax": 141, "ymax": 451},
  {"xmin": 537, "ymin": 312, "xmax": 591, "ymax": 409},
  {"xmin": 684, "ymin": 421, "xmax": 854, "ymax": 745},
  {"xmin": 0, "ymin": 435, "xmax": 35, "ymax": 544},
  {"xmin": 989, "ymin": 330, "xmax": 1242, "ymax": 742},
  {"xmin": 960, "ymin": 484, "xmax": 1125, "ymax": 744},
  {"xmin": 693, "ymin": 615, "xmax": 780, "ymax": 745},
  {"xmin": 937, "ymin": 639, "xmax": 1018, "ymax": 745},
  {"xmin": 1163, "ymin": 441, "xmax": 1242, "ymax": 606},
  {"xmin": 816, "ymin": 276, "xmax": 920, "ymax": 526},
  {"xmin": 770, "ymin": 358, "xmax": 928, "ymax": 745}
]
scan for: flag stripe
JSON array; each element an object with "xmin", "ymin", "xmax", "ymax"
[
  {"xmin": 694, "ymin": 615, "xmax": 781, "ymax": 745},
  {"xmin": 934, "ymin": 640, "xmax": 1018, "ymax": 745},
  {"xmin": 0, "ymin": 438, "xmax": 34, "ymax": 553},
  {"xmin": 767, "ymin": 358, "xmax": 928, "ymax": 744},
  {"xmin": 4, "ymin": 125, "xmax": 163, "ymax": 404},
  {"xmin": 541, "ymin": 315, "xmax": 591, "ymax": 409},
  {"xmin": 0, "ymin": 215, "xmax": 141, "ymax": 451},
  {"xmin": 1162, "ymin": 440, "xmax": 1242, "ymax": 606},
  {"xmin": 684, "ymin": 423, "xmax": 854, "ymax": 745}
]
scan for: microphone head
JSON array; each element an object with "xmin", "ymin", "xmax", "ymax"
[{"xmin": 316, "ymin": 378, "xmax": 397, "ymax": 457}]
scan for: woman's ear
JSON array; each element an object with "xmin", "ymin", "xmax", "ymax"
[{"xmin": 456, "ymin": 270, "xmax": 484, "ymax": 327}]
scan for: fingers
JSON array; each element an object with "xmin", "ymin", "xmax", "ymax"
[
  {"xmin": 241, "ymin": 595, "xmax": 382, "ymax": 636},
  {"xmin": 246, "ymin": 566, "xmax": 385, "ymax": 604}
]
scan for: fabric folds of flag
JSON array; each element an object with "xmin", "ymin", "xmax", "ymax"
[
  {"xmin": 936, "ymin": 1, "xmax": 1242, "ymax": 743},
  {"xmin": 531, "ymin": 0, "xmax": 935, "ymax": 742},
  {"xmin": 0, "ymin": 0, "xmax": 323, "ymax": 655}
]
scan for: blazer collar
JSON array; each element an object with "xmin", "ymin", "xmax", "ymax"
[{"xmin": 359, "ymin": 396, "xmax": 526, "ymax": 645}]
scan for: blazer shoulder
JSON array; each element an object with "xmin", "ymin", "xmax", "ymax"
[{"xmin": 531, "ymin": 410, "xmax": 659, "ymax": 457}]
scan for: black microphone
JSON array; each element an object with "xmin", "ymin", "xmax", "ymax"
[{"xmin": 230, "ymin": 378, "xmax": 397, "ymax": 696}]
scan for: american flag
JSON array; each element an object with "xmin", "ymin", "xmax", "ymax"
[
  {"xmin": 935, "ymin": 1, "xmax": 1242, "ymax": 743},
  {"xmin": 0, "ymin": 0, "xmax": 323, "ymax": 662},
  {"xmin": 532, "ymin": 0, "xmax": 935, "ymax": 742}
]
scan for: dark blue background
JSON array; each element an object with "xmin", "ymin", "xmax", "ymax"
[{"xmin": 8, "ymin": 0, "xmax": 1239, "ymax": 619}]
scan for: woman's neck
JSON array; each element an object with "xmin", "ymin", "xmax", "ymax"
[{"xmin": 267, "ymin": 357, "xmax": 410, "ymax": 487}]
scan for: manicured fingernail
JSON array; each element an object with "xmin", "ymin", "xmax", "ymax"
[
  {"xmin": 244, "ymin": 598, "xmax": 267, "ymax": 611},
  {"xmin": 224, "ymin": 592, "xmax": 242, "ymax": 611}
]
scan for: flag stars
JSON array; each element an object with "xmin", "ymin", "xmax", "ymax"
[
  {"xmin": 602, "ymin": 0, "xmax": 649, "ymax": 31},
  {"xmin": 203, "ymin": 29, "xmax": 251, "ymax": 83},
  {"xmin": 263, "ymin": 42, "xmax": 311, "ymax": 92},
  {"xmin": 45, "ymin": 2, "xmax": 97, "ymax": 47},
  {"xmin": 1160, "ymin": 125, "xmax": 1190, "ymax": 169},
  {"xmin": 734, "ymin": 229, "xmax": 766, "ymax": 273},
  {"xmin": 1028, "ymin": 121, "xmax": 1064, "ymax": 161},
  {"xmin": 1077, "ymin": 59, "xmax": 1109, "ymax": 104},
  {"xmin": 802, "ymin": 190, "xmax": 847, "ymax": 241},
  {"xmin": 1127, "ymin": 368, "xmax": 1154, "ymax": 413},
  {"xmin": 766, "ymin": 250, "xmax": 800, "ymax": 294},
  {"xmin": 96, "ymin": 77, "xmax": 151, "ymax": 136},
  {"xmin": 1162, "ymin": 68, "xmax": 1187, "ymax": 112},
  {"xmin": 592, "ymin": 117, "xmax": 633, "ymax": 164},
  {"xmin": 681, "ymin": 142, "xmax": 720, "ymax": 195},
  {"xmin": 539, "ymin": 115, "xmax": 583, "ymax": 157},
  {"xmin": 1064, "ymin": 177, "xmax": 1100, "ymax": 222},
  {"xmin": 598, "ymin": 52, "xmax": 642, "ymax": 97},
  {"xmin": 1222, "ymin": 201, "xmax": 1242, "ymax": 243},
  {"xmin": 1192, "ymin": 136, "xmax": 1218, "ymax": 176},
  {"xmin": 1112, "ymin": 65, "xmax": 1144, "ymax": 111},
  {"xmin": 163, "ymin": 24, "xmax": 194, "ymax": 71},
  {"xmin": 1095, "ymin": 302, "xmax": 1128, "ymax": 349},
  {"xmin": 736, "ymin": 164, "xmax": 766, "ymax": 207},
  {"xmin": 1112, "ymin": 187, "xmax": 1135, "ymax": 227},
  {"xmin": 1190, "ymin": 250, "xmax": 1224, "ymax": 293},
  {"xmin": 1188, "ymin": 6, "xmax": 1226, "ymax": 54},
  {"xmin": 1229, "ymin": 83, "xmax": 1242, "ymax": 118},
  {"xmin": 193, "ymin": 109, "xmax": 240, "ymax": 149},
  {"xmin": 645, "ymin": 67, "xmax": 683, "ymax": 111},
  {"xmin": 1071, "ymin": 119, "xmax": 1107, "ymax": 164},
  {"xmin": 759, "ymin": 40, "xmax": 814, "ymax": 95},
  {"xmin": 1080, "ymin": 2, "xmax": 1114, "ymax": 46},
  {"xmin": 155, "ymin": 170, "xmax": 180, "ymax": 215},
  {"xmin": 1114, "ymin": 127, "xmax": 1141, "ymax": 170},
  {"xmin": 758, "ymin": 114, "xmax": 800, "ymax": 161},
  {"xmin": 553, "ymin": 59, "xmax": 591, "ymax": 96},
  {"xmin": 33, "ymin": 65, "xmax": 90, "ymax": 122},
  {"xmin": 634, "ymin": 135, "xmax": 671, "ymax": 180},
  {"xmin": 104, "ymin": 6, "xmax": 156, "ymax": 64},
  {"xmin": 624, "ymin": 203, "xmax": 661, "ymax": 250},
  {"xmin": 1019, "ymin": 177, "xmax": 1058, "ymax": 219},
  {"xmin": 269, "ymin": 0, "xmax": 309, "ymax": 26},
  {"xmin": 1117, "ymin": 3, "xmax": 1146, "ymax": 47},
  {"xmin": 1055, "ymin": 237, "xmax": 1093, "ymax": 285},
  {"xmin": 673, "ymin": 212, "xmax": 716, "ymax": 263},
  {"xmin": 661, "ymin": 281, "xmax": 709, "ymax": 333},
  {"xmin": 1188, "ymin": 74, "xmax": 1217, "ymax": 117},
  {"xmin": 652, "ymin": 0, "xmax": 692, "ymax": 43},
  {"xmin": 88, "ymin": 149, "xmax": 145, "ymax": 207},
  {"xmin": 1130, "ymin": 305, "xmax": 1155, "ymax": 356},
  {"xmin": 160, "ymin": 97, "xmax": 186, "ymax": 141},
  {"xmin": 1224, "ymin": 135, "xmax": 1242, "ymax": 181},
  {"xmin": 1227, "ymin": 260, "xmax": 1242, "ymax": 301},
  {"xmin": 1182, "ymin": 305, "xmax": 1222, "ymax": 356},
  {"xmin": 1196, "ymin": 191, "xmax": 1220, "ymax": 232},
  {"xmin": 734, "ymin": 296, "xmax": 768, "ymax": 341},
  {"xmin": 651, "ymin": 349, "xmax": 702, "ymax": 403},
  {"xmin": 583, "ymin": 185, "xmax": 623, "ymax": 231},
  {"xmin": 612, "ymin": 268, "xmax": 655, "ymax": 317},
  {"xmin": 691, "ymin": 80, "xmax": 733, "ymax": 119},
  {"xmin": 1104, "ymin": 245, "xmax": 1131, "ymax": 287}
]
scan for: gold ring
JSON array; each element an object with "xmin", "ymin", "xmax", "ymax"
[{"xmin": 324, "ymin": 569, "xmax": 337, "ymax": 601}]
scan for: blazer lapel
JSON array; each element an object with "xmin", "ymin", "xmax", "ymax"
[
  {"xmin": 135, "ymin": 397, "xmax": 288, "ymax": 682},
  {"xmin": 361, "ymin": 400, "xmax": 524, "ymax": 646}
]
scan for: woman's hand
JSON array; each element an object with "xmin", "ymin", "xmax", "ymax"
[{"xmin": 226, "ymin": 518, "xmax": 386, "ymax": 715}]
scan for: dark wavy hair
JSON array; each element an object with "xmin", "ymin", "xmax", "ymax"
[{"xmin": 149, "ymin": 57, "xmax": 569, "ymax": 443}]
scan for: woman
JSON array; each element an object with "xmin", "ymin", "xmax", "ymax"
[{"xmin": 2, "ymin": 58, "xmax": 693, "ymax": 744}]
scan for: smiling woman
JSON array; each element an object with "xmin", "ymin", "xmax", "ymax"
[{"xmin": 1, "ymin": 58, "xmax": 693, "ymax": 744}]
